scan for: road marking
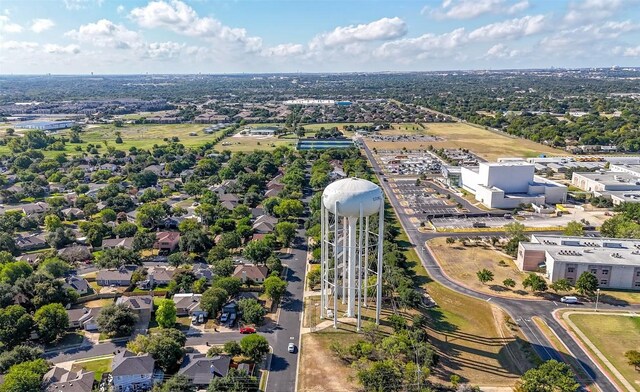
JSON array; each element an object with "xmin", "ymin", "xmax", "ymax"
[
  {"xmin": 486, "ymin": 297, "xmax": 492, "ymax": 302},
  {"xmin": 553, "ymin": 301, "xmax": 558, "ymax": 306}
]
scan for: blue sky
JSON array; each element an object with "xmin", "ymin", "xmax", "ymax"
[{"xmin": 1, "ymin": 0, "xmax": 639, "ymax": 74}]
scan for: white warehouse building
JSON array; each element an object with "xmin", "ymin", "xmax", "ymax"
[{"xmin": 460, "ymin": 161, "xmax": 567, "ymax": 209}]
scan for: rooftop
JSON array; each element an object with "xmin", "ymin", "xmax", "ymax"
[{"xmin": 524, "ymin": 234, "xmax": 640, "ymax": 266}]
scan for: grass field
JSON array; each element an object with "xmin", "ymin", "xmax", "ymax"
[
  {"xmin": 568, "ymin": 313, "xmax": 640, "ymax": 390},
  {"xmin": 0, "ymin": 123, "xmax": 231, "ymax": 157},
  {"xmin": 367, "ymin": 122, "xmax": 562, "ymax": 161},
  {"xmin": 213, "ymin": 135, "xmax": 295, "ymax": 152},
  {"xmin": 71, "ymin": 357, "xmax": 113, "ymax": 381},
  {"xmin": 428, "ymin": 237, "xmax": 540, "ymax": 299}
]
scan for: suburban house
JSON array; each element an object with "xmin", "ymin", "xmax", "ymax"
[
  {"xmin": 101, "ymin": 237, "xmax": 135, "ymax": 250},
  {"xmin": 15, "ymin": 234, "xmax": 47, "ymax": 251},
  {"xmin": 146, "ymin": 266, "xmax": 175, "ymax": 286},
  {"xmin": 66, "ymin": 307, "xmax": 101, "ymax": 331},
  {"xmin": 116, "ymin": 295, "xmax": 153, "ymax": 322},
  {"xmin": 173, "ymin": 293, "xmax": 208, "ymax": 317},
  {"xmin": 58, "ymin": 245, "xmax": 92, "ymax": 263},
  {"xmin": 178, "ymin": 353, "xmax": 231, "ymax": 386},
  {"xmin": 233, "ymin": 264, "xmax": 269, "ymax": 283},
  {"xmin": 111, "ymin": 350, "xmax": 156, "ymax": 392},
  {"xmin": 43, "ymin": 366, "xmax": 94, "ymax": 392},
  {"xmin": 154, "ymin": 231, "xmax": 181, "ymax": 253},
  {"xmin": 63, "ymin": 275, "xmax": 90, "ymax": 295},
  {"xmin": 20, "ymin": 201, "xmax": 49, "ymax": 216},
  {"xmin": 61, "ymin": 207, "xmax": 85, "ymax": 220},
  {"xmin": 96, "ymin": 266, "xmax": 135, "ymax": 286},
  {"xmin": 192, "ymin": 263, "xmax": 214, "ymax": 282}
]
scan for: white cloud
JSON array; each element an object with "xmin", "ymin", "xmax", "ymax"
[
  {"xmin": 65, "ymin": 19, "xmax": 142, "ymax": 49},
  {"xmin": 0, "ymin": 15, "xmax": 23, "ymax": 34},
  {"xmin": 117, "ymin": 5, "xmax": 125, "ymax": 14},
  {"xmin": 144, "ymin": 41, "xmax": 184, "ymax": 59},
  {"xmin": 0, "ymin": 40, "xmax": 38, "ymax": 51},
  {"xmin": 31, "ymin": 18, "xmax": 55, "ymax": 33},
  {"xmin": 129, "ymin": 0, "xmax": 262, "ymax": 52},
  {"xmin": 262, "ymin": 43, "xmax": 305, "ymax": 57},
  {"xmin": 64, "ymin": 0, "xmax": 104, "ymax": 10},
  {"xmin": 622, "ymin": 45, "xmax": 640, "ymax": 56},
  {"xmin": 374, "ymin": 28, "xmax": 467, "ymax": 58},
  {"xmin": 310, "ymin": 17, "xmax": 407, "ymax": 49},
  {"xmin": 485, "ymin": 43, "xmax": 520, "ymax": 58},
  {"xmin": 563, "ymin": 0, "xmax": 624, "ymax": 25},
  {"xmin": 468, "ymin": 14, "xmax": 546, "ymax": 40},
  {"xmin": 423, "ymin": 0, "xmax": 529, "ymax": 19},
  {"xmin": 44, "ymin": 43, "xmax": 80, "ymax": 54}
]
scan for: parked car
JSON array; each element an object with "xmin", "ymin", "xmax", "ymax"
[
  {"xmin": 198, "ymin": 314, "xmax": 204, "ymax": 323},
  {"xmin": 240, "ymin": 327, "xmax": 256, "ymax": 334},
  {"xmin": 288, "ymin": 343, "xmax": 296, "ymax": 353},
  {"xmin": 560, "ymin": 296, "xmax": 579, "ymax": 304},
  {"xmin": 220, "ymin": 313, "xmax": 229, "ymax": 323},
  {"xmin": 191, "ymin": 315, "xmax": 198, "ymax": 324}
]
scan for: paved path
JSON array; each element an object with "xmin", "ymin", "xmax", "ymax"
[{"xmin": 361, "ymin": 143, "xmax": 639, "ymax": 392}]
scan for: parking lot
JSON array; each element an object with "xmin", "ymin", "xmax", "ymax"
[
  {"xmin": 376, "ymin": 151, "xmax": 442, "ymax": 176},
  {"xmin": 431, "ymin": 216, "xmax": 517, "ymax": 229},
  {"xmin": 390, "ymin": 179, "xmax": 460, "ymax": 220}
]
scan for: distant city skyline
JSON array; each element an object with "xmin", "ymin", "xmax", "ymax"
[{"xmin": 1, "ymin": 0, "xmax": 639, "ymax": 74}]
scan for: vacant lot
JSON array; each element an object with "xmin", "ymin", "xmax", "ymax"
[
  {"xmin": 428, "ymin": 237, "xmax": 539, "ymax": 299},
  {"xmin": 0, "ymin": 123, "xmax": 231, "ymax": 157},
  {"xmin": 367, "ymin": 122, "xmax": 562, "ymax": 161},
  {"xmin": 298, "ymin": 331, "xmax": 361, "ymax": 392},
  {"xmin": 568, "ymin": 313, "xmax": 640, "ymax": 391},
  {"xmin": 213, "ymin": 135, "xmax": 295, "ymax": 152}
]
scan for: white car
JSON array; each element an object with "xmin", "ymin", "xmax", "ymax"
[
  {"xmin": 287, "ymin": 343, "xmax": 296, "ymax": 353},
  {"xmin": 560, "ymin": 296, "xmax": 578, "ymax": 304}
]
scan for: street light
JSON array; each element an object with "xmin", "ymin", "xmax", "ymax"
[{"xmin": 595, "ymin": 288, "xmax": 601, "ymax": 312}]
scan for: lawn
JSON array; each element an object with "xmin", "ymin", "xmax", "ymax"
[
  {"xmin": 427, "ymin": 237, "xmax": 540, "ymax": 299},
  {"xmin": 71, "ymin": 357, "xmax": 113, "ymax": 381},
  {"xmin": 567, "ymin": 313, "xmax": 640, "ymax": 390},
  {"xmin": 46, "ymin": 332, "xmax": 84, "ymax": 350},
  {"xmin": 213, "ymin": 135, "xmax": 295, "ymax": 152},
  {"xmin": 366, "ymin": 122, "xmax": 562, "ymax": 161}
]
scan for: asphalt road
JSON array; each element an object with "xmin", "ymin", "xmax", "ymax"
[{"xmin": 362, "ymin": 143, "xmax": 637, "ymax": 392}]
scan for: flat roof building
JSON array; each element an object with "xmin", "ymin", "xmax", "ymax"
[
  {"xmin": 517, "ymin": 234, "xmax": 640, "ymax": 290},
  {"xmin": 296, "ymin": 138, "xmax": 354, "ymax": 150},
  {"xmin": 571, "ymin": 167, "xmax": 640, "ymax": 205},
  {"xmin": 15, "ymin": 120, "xmax": 75, "ymax": 131},
  {"xmin": 460, "ymin": 161, "xmax": 567, "ymax": 209}
]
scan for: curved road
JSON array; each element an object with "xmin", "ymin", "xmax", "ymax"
[{"xmin": 362, "ymin": 143, "xmax": 638, "ymax": 392}]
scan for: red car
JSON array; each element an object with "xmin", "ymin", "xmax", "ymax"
[{"xmin": 240, "ymin": 327, "xmax": 256, "ymax": 334}]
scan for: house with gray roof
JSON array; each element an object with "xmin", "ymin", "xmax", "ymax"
[
  {"xmin": 173, "ymin": 293, "xmax": 207, "ymax": 317},
  {"xmin": 96, "ymin": 266, "xmax": 135, "ymax": 286},
  {"xmin": 178, "ymin": 353, "xmax": 231, "ymax": 386},
  {"xmin": 111, "ymin": 350, "xmax": 156, "ymax": 392},
  {"xmin": 15, "ymin": 233, "xmax": 47, "ymax": 251},
  {"xmin": 101, "ymin": 237, "xmax": 135, "ymax": 250},
  {"xmin": 43, "ymin": 367, "xmax": 94, "ymax": 392},
  {"xmin": 63, "ymin": 275, "xmax": 90, "ymax": 295}
]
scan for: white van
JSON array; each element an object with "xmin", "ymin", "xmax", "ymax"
[{"xmin": 560, "ymin": 296, "xmax": 578, "ymax": 304}]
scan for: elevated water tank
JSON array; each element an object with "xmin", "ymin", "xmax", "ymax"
[{"xmin": 322, "ymin": 177, "xmax": 383, "ymax": 217}]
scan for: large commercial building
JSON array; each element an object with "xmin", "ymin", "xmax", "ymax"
[
  {"xmin": 571, "ymin": 164, "xmax": 640, "ymax": 204},
  {"xmin": 460, "ymin": 161, "xmax": 567, "ymax": 209},
  {"xmin": 296, "ymin": 138, "xmax": 354, "ymax": 150},
  {"xmin": 15, "ymin": 120, "xmax": 75, "ymax": 131},
  {"xmin": 517, "ymin": 234, "xmax": 640, "ymax": 290}
]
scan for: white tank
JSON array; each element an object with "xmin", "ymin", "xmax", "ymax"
[{"xmin": 322, "ymin": 177, "xmax": 383, "ymax": 217}]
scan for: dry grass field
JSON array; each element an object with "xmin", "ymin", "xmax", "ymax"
[
  {"xmin": 428, "ymin": 237, "xmax": 539, "ymax": 299},
  {"xmin": 213, "ymin": 135, "xmax": 295, "ymax": 152},
  {"xmin": 568, "ymin": 313, "xmax": 640, "ymax": 390},
  {"xmin": 367, "ymin": 122, "xmax": 563, "ymax": 161}
]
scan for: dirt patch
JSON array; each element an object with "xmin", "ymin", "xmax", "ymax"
[{"xmin": 298, "ymin": 332, "xmax": 360, "ymax": 392}]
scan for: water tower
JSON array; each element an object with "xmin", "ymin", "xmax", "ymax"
[{"xmin": 320, "ymin": 177, "xmax": 384, "ymax": 331}]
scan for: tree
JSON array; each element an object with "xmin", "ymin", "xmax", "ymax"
[
  {"xmin": 212, "ymin": 277, "xmax": 242, "ymax": 297},
  {"xmin": 446, "ymin": 237, "xmax": 456, "ymax": 244},
  {"xmin": 0, "ymin": 305, "xmax": 34, "ymax": 349},
  {"xmin": 38, "ymin": 257, "xmax": 72, "ymax": 278},
  {"xmin": 32, "ymin": 279, "xmax": 78, "ymax": 308},
  {"xmin": 211, "ymin": 258, "xmax": 235, "ymax": 277},
  {"xmin": 95, "ymin": 247, "xmax": 141, "ymax": 268},
  {"xmin": 44, "ymin": 214, "xmax": 62, "ymax": 232},
  {"xmin": 201, "ymin": 287, "xmax": 228, "ymax": 316},
  {"xmin": 193, "ymin": 277, "xmax": 207, "ymax": 294},
  {"xmin": 263, "ymin": 276, "xmax": 287, "ymax": 303},
  {"xmin": 240, "ymin": 334, "xmax": 270, "ymax": 362},
  {"xmin": 97, "ymin": 303, "xmax": 137, "ymax": 337},
  {"xmin": 113, "ymin": 222, "xmax": 138, "ymax": 237},
  {"xmin": 575, "ymin": 272, "xmax": 599, "ymax": 297},
  {"xmin": 136, "ymin": 202, "xmax": 168, "ymax": 228},
  {"xmin": 0, "ymin": 261, "xmax": 32, "ymax": 284},
  {"xmin": 522, "ymin": 274, "xmax": 548, "ymax": 293},
  {"xmin": 273, "ymin": 199, "xmax": 304, "ymax": 218},
  {"xmin": 238, "ymin": 298, "xmax": 266, "ymax": 325},
  {"xmin": 207, "ymin": 369, "xmax": 259, "ymax": 392},
  {"xmin": 307, "ymin": 268, "xmax": 321, "ymax": 289},
  {"xmin": 0, "ymin": 233, "xmax": 17, "ymax": 255},
  {"xmin": 218, "ymin": 232, "xmax": 241, "ymax": 250},
  {"xmin": 45, "ymin": 227, "xmax": 76, "ymax": 249},
  {"xmin": 179, "ymin": 229, "xmax": 212, "ymax": 253},
  {"xmin": 624, "ymin": 350, "xmax": 640, "ymax": 370},
  {"xmin": 0, "ymin": 345, "xmax": 44, "ymax": 373},
  {"xmin": 243, "ymin": 240, "xmax": 273, "ymax": 264},
  {"xmin": 156, "ymin": 299, "xmax": 177, "ymax": 328},
  {"xmin": 550, "ymin": 278, "xmax": 573, "ymax": 293},
  {"xmin": 356, "ymin": 359, "xmax": 403, "ymax": 392},
  {"xmin": 476, "ymin": 269, "xmax": 494, "ymax": 285},
  {"xmin": 563, "ymin": 221, "xmax": 584, "ymax": 236},
  {"xmin": 34, "ymin": 303, "xmax": 69, "ymax": 343},
  {"xmin": 153, "ymin": 374, "xmax": 195, "ymax": 392},
  {"xmin": 505, "ymin": 222, "xmax": 526, "ymax": 238},
  {"xmin": 515, "ymin": 360, "xmax": 579, "ymax": 392},
  {"xmin": 274, "ymin": 221, "xmax": 297, "ymax": 247},
  {"xmin": 503, "ymin": 278, "xmax": 516, "ymax": 288},
  {"xmin": 223, "ymin": 340, "xmax": 242, "ymax": 356},
  {"xmin": 133, "ymin": 231, "xmax": 157, "ymax": 251},
  {"xmin": 0, "ymin": 359, "xmax": 50, "ymax": 392},
  {"xmin": 129, "ymin": 329, "xmax": 186, "ymax": 372}
]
